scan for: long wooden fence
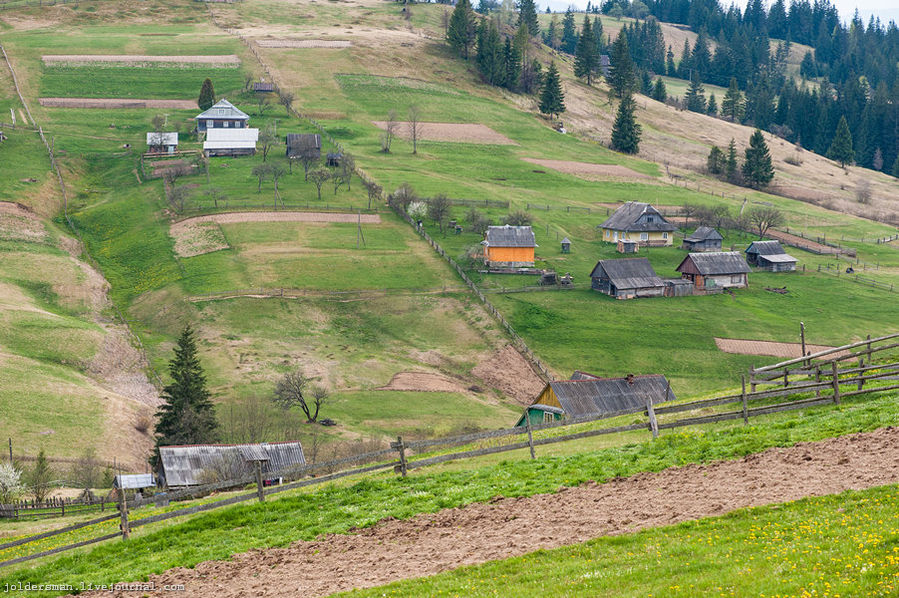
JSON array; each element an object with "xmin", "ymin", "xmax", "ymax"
[{"xmin": 3, "ymin": 332, "xmax": 898, "ymax": 569}]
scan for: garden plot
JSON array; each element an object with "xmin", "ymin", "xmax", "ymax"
[
  {"xmin": 256, "ymin": 39, "xmax": 351, "ymax": 48},
  {"xmin": 41, "ymin": 54, "xmax": 241, "ymax": 65},
  {"xmin": 170, "ymin": 220, "xmax": 230, "ymax": 258},
  {"xmin": 371, "ymin": 122, "xmax": 516, "ymax": 145},
  {"xmin": 714, "ymin": 338, "xmax": 844, "ymax": 358},
  {"xmin": 39, "ymin": 98, "xmax": 197, "ymax": 109},
  {"xmin": 522, "ymin": 158, "xmax": 652, "ymax": 181},
  {"xmin": 377, "ymin": 371, "xmax": 467, "ymax": 393}
]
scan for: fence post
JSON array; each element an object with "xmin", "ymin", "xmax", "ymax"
[
  {"xmin": 391, "ymin": 436, "xmax": 407, "ymax": 477},
  {"xmin": 117, "ymin": 488, "xmax": 130, "ymax": 540},
  {"xmin": 750, "ymin": 365, "xmax": 757, "ymax": 393},
  {"xmin": 831, "ymin": 361, "xmax": 840, "ymax": 405},
  {"xmin": 815, "ymin": 365, "xmax": 821, "ymax": 398},
  {"xmin": 857, "ymin": 357, "xmax": 865, "ymax": 391},
  {"xmin": 646, "ymin": 397, "xmax": 659, "ymax": 440},
  {"xmin": 741, "ymin": 375, "xmax": 748, "ymax": 425},
  {"xmin": 254, "ymin": 461, "xmax": 265, "ymax": 502},
  {"xmin": 525, "ymin": 416, "xmax": 536, "ymax": 460}
]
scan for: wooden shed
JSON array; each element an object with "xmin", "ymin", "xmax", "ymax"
[
  {"xmin": 158, "ymin": 441, "xmax": 305, "ymax": 487},
  {"xmin": 517, "ymin": 373, "xmax": 676, "ymax": 426},
  {"xmin": 676, "ymin": 251, "xmax": 750, "ymax": 291},
  {"xmin": 482, "ymin": 225, "xmax": 537, "ymax": 268},
  {"xmin": 286, "ymin": 133, "xmax": 322, "ymax": 160},
  {"xmin": 561, "ymin": 237, "xmax": 571, "ymax": 253},
  {"xmin": 599, "ymin": 201, "xmax": 676, "ymax": 247},
  {"xmin": 745, "ymin": 240, "xmax": 797, "ymax": 272},
  {"xmin": 146, "ymin": 132, "xmax": 178, "ymax": 155},
  {"xmin": 681, "ymin": 226, "xmax": 723, "ymax": 252},
  {"xmin": 253, "ymin": 82, "xmax": 275, "ymax": 93},
  {"xmin": 590, "ymin": 257, "xmax": 666, "ymax": 299}
]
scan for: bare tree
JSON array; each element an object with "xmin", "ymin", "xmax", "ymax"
[
  {"xmin": 243, "ymin": 72, "xmax": 254, "ymax": 92},
  {"xmin": 151, "ymin": 114, "xmax": 166, "ymax": 131},
  {"xmin": 427, "ymin": 193, "xmax": 452, "ymax": 233},
  {"xmin": 225, "ymin": 395, "xmax": 276, "ymax": 443},
  {"xmin": 255, "ymin": 94, "xmax": 273, "ymax": 117},
  {"xmin": 296, "ymin": 150, "xmax": 319, "ymax": 181},
  {"xmin": 277, "ymin": 88, "xmax": 295, "ymax": 113},
  {"xmin": 338, "ymin": 153, "xmax": 355, "ymax": 190},
  {"xmin": 408, "ymin": 104, "xmax": 422, "ymax": 154},
  {"xmin": 388, "ymin": 182, "xmax": 417, "ymax": 212},
  {"xmin": 258, "ymin": 125, "xmax": 279, "ymax": 162},
  {"xmin": 332, "ymin": 168, "xmax": 346, "ymax": 195},
  {"xmin": 381, "ymin": 109, "xmax": 398, "ymax": 153},
  {"xmin": 855, "ymin": 179, "xmax": 872, "ymax": 204},
  {"xmin": 252, "ymin": 163, "xmax": 271, "ymax": 192},
  {"xmin": 205, "ymin": 187, "xmax": 226, "ymax": 208},
  {"xmin": 441, "ymin": 8, "xmax": 450, "ymax": 36},
  {"xmin": 270, "ymin": 162, "xmax": 286, "ymax": 202},
  {"xmin": 308, "ymin": 168, "xmax": 330, "ymax": 200},
  {"xmin": 747, "ymin": 206, "xmax": 785, "ymax": 238},
  {"xmin": 503, "ymin": 209, "xmax": 533, "ymax": 226},
  {"xmin": 363, "ymin": 179, "xmax": 383, "ymax": 210},
  {"xmin": 273, "ymin": 370, "xmax": 329, "ymax": 423}
]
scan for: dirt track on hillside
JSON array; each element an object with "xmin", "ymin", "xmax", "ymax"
[
  {"xmin": 714, "ymin": 337, "xmax": 844, "ymax": 358},
  {"xmin": 523, "ymin": 158, "xmax": 652, "ymax": 180},
  {"xmin": 72, "ymin": 427, "xmax": 899, "ymax": 598}
]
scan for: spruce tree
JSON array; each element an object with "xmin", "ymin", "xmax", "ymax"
[
  {"xmin": 561, "ymin": 9, "xmax": 577, "ymax": 54},
  {"xmin": 608, "ymin": 31, "xmax": 636, "ymax": 99},
  {"xmin": 651, "ymin": 77, "xmax": 667, "ymax": 102},
  {"xmin": 666, "ymin": 45, "xmax": 676, "ymax": 77},
  {"xmin": 539, "ymin": 62, "xmax": 565, "ymax": 119},
  {"xmin": 610, "ymin": 93, "xmax": 641, "ymax": 154},
  {"xmin": 593, "ymin": 16, "xmax": 604, "ymax": 55},
  {"xmin": 685, "ymin": 73, "xmax": 706, "ymax": 113},
  {"xmin": 503, "ymin": 37, "xmax": 522, "ymax": 91},
  {"xmin": 725, "ymin": 138, "xmax": 739, "ymax": 182},
  {"xmin": 198, "ymin": 78, "xmax": 215, "ymax": 111},
  {"xmin": 517, "ymin": 0, "xmax": 539, "ymax": 38},
  {"xmin": 707, "ymin": 93, "xmax": 718, "ymax": 116},
  {"xmin": 544, "ymin": 14, "xmax": 560, "ymax": 49},
  {"xmin": 742, "ymin": 129, "xmax": 775, "ymax": 189},
  {"xmin": 153, "ymin": 325, "xmax": 218, "ymax": 464},
  {"xmin": 827, "ymin": 115, "xmax": 854, "ymax": 167},
  {"xmin": 721, "ymin": 77, "xmax": 744, "ymax": 122},
  {"xmin": 707, "ymin": 146, "xmax": 725, "ymax": 174},
  {"xmin": 677, "ymin": 39, "xmax": 692, "ymax": 79},
  {"xmin": 574, "ymin": 16, "xmax": 598, "ymax": 85},
  {"xmin": 447, "ymin": 0, "xmax": 476, "ymax": 59}
]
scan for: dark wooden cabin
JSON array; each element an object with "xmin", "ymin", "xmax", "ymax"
[
  {"xmin": 676, "ymin": 252, "xmax": 750, "ymax": 291},
  {"xmin": 590, "ymin": 257, "xmax": 666, "ymax": 299},
  {"xmin": 682, "ymin": 226, "xmax": 723, "ymax": 252},
  {"xmin": 745, "ymin": 240, "xmax": 797, "ymax": 272},
  {"xmin": 286, "ymin": 133, "xmax": 322, "ymax": 160}
]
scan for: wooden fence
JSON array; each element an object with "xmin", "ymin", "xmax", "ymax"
[
  {"xmin": 3, "ymin": 332, "xmax": 897, "ymax": 568},
  {"xmin": 816, "ymin": 264, "xmax": 896, "ymax": 293},
  {"xmin": 0, "ymin": 497, "xmax": 113, "ymax": 520}
]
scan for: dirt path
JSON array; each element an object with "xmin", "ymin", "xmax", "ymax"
[
  {"xmin": 74, "ymin": 427, "xmax": 899, "ymax": 598},
  {"xmin": 174, "ymin": 211, "xmax": 382, "ymax": 227},
  {"xmin": 523, "ymin": 158, "xmax": 652, "ymax": 181},
  {"xmin": 765, "ymin": 228, "xmax": 845, "ymax": 255},
  {"xmin": 714, "ymin": 337, "xmax": 844, "ymax": 358}
]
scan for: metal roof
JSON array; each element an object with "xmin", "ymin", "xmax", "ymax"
[
  {"xmin": 159, "ymin": 442, "xmax": 305, "ymax": 487},
  {"xmin": 113, "ymin": 473, "xmax": 155, "ymax": 489},
  {"xmin": 286, "ymin": 133, "xmax": 321, "ymax": 150},
  {"xmin": 195, "ymin": 99, "xmax": 250, "ymax": 121},
  {"xmin": 758, "ymin": 253, "xmax": 798, "ymax": 263},
  {"xmin": 590, "ymin": 257, "xmax": 665, "ymax": 290},
  {"xmin": 685, "ymin": 226, "xmax": 723, "ymax": 242},
  {"xmin": 561, "ymin": 237, "xmax": 571, "ymax": 244},
  {"xmin": 570, "ymin": 370, "xmax": 601, "ymax": 380},
  {"xmin": 746, "ymin": 240, "xmax": 786, "ymax": 255},
  {"xmin": 484, "ymin": 225, "xmax": 537, "ymax": 248},
  {"xmin": 676, "ymin": 251, "xmax": 750, "ymax": 275},
  {"xmin": 146, "ymin": 132, "xmax": 178, "ymax": 146},
  {"xmin": 545, "ymin": 375, "xmax": 675, "ymax": 417},
  {"xmin": 529, "ymin": 404, "xmax": 565, "ymax": 415},
  {"xmin": 203, "ymin": 127, "xmax": 259, "ymax": 150},
  {"xmin": 599, "ymin": 201, "xmax": 677, "ymax": 232},
  {"xmin": 254, "ymin": 82, "xmax": 275, "ymax": 92}
]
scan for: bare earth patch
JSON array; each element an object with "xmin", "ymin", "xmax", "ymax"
[
  {"xmin": 39, "ymin": 98, "xmax": 197, "ymax": 109},
  {"xmin": 764, "ymin": 228, "xmax": 842, "ymax": 255},
  {"xmin": 522, "ymin": 158, "xmax": 651, "ymax": 180},
  {"xmin": 377, "ymin": 371, "xmax": 466, "ymax": 393},
  {"xmin": 256, "ymin": 39, "xmax": 352, "ymax": 48},
  {"xmin": 170, "ymin": 221, "xmax": 230, "ymax": 258},
  {"xmin": 175, "ymin": 211, "xmax": 382, "ymax": 227},
  {"xmin": 472, "ymin": 345, "xmax": 545, "ymax": 404},
  {"xmin": 42, "ymin": 54, "xmax": 240, "ymax": 65},
  {"xmin": 0, "ymin": 202, "xmax": 46, "ymax": 243},
  {"xmin": 714, "ymin": 337, "xmax": 846, "ymax": 358},
  {"xmin": 74, "ymin": 427, "xmax": 899, "ymax": 598},
  {"xmin": 371, "ymin": 121, "xmax": 515, "ymax": 145}
]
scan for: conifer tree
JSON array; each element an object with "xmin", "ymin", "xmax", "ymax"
[
  {"xmin": 517, "ymin": 0, "xmax": 539, "ymax": 38},
  {"xmin": 685, "ymin": 73, "xmax": 706, "ymax": 113},
  {"xmin": 892, "ymin": 155, "xmax": 899, "ymax": 178},
  {"xmin": 827, "ymin": 115, "xmax": 854, "ymax": 167},
  {"xmin": 448, "ymin": 0, "xmax": 476, "ymax": 59},
  {"xmin": 544, "ymin": 14, "xmax": 560, "ymax": 49},
  {"xmin": 503, "ymin": 37, "xmax": 522, "ymax": 91},
  {"xmin": 665, "ymin": 45, "xmax": 676, "ymax": 77},
  {"xmin": 721, "ymin": 77, "xmax": 744, "ymax": 122},
  {"xmin": 610, "ymin": 93, "xmax": 641, "ymax": 154},
  {"xmin": 725, "ymin": 138, "xmax": 739, "ymax": 182},
  {"xmin": 593, "ymin": 16, "xmax": 604, "ymax": 55},
  {"xmin": 198, "ymin": 78, "xmax": 215, "ymax": 111},
  {"xmin": 608, "ymin": 31, "xmax": 636, "ymax": 98},
  {"xmin": 707, "ymin": 93, "xmax": 718, "ymax": 116},
  {"xmin": 574, "ymin": 16, "xmax": 598, "ymax": 85},
  {"xmin": 561, "ymin": 9, "xmax": 577, "ymax": 54},
  {"xmin": 707, "ymin": 145, "xmax": 725, "ymax": 174},
  {"xmin": 153, "ymin": 325, "xmax": 218, "ymax": 465},
  {"xmin": 651, "ymin": 77, "xmax": 667, "ymax": 102},
  {"xmin": 742, "ymin": 129, "xmax": 775, "ymax": 189},
  {"xmin": 539, "ymin": 62, "xmax": 565, "ymax": 119},
  {"xmin": 677, "ymin": 38, "xmax": 692, "ymax": 79}
]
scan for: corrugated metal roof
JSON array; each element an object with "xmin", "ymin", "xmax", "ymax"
[
  {"xmin": 677, "ymin": 252, "xmax": 750, "ymax": 275},
  {"xmin": 146, "ymin": 132, "xmax": 178, "ymax": 146},
  {"xmin": 561, "ymin": 237, "xmax": 571, "ymax": 244},
  {"xmin": 114, "ymin": 473, "xmax": 155, "ymax": 489},
  {"xmin": 590, "ymin": 257, "xmax": 665, "ymax": 290},
  {"xmin": 570, "ymin": 370, "xmax": 601, "ymax": 380},
  {"xmin": 759, "ymin": 253, "xmax": 798, "ymax": 263},
  {"xmin": 485, "ymin": 225, "xmax": 537, "ymax": 248},
  {"xmin": 545, "ymin": 375, "xmax": 675, "ymax": 417},
  {"xmin": 159, "ymin": 442, "xmax": 305, "ymax": 487},
  {"xmin": 204, "ymin": 127, "xmax": 259, "ymax": 150},
  {"xmin": 286, "ymin": 133, "xmax": 321, "ymax": 151},
  {"xmin": 599, "ymin": 202, "xmax": 677, "ymax": 232},
  {"xmin": 195, "ymin": 99, "xmax": 249, "ymax": 121},
  {"xmin": 530, "ymin": 404, "xmax": 565, "ymax": 415},
  {"xmin": 685, "ymin": 226, "xmax": 723, "ymax": 242},
  {"xmin": 746, "ymin": 240, "xmax": 786, "ymax": 255}
]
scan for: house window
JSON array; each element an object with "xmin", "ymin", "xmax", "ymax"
[
  {"xmin": 646, "ymin": 216, "xmax": 655, "ymax": 223},
  {"xmin": 662, "ymin": 232, "xmax": 668, "ymax": 240},
  {"xmin": 543, "ymin": 411, "xmax": 554, "ymax": 423},
  {"xmin": 731, "ymin": 274, "xmax": 743, "ymax": 284},
  {"xmin": 640, "ymin": 232, "xmax": 649, "ymax": 241},
  {"xmin": 613, "ymin": 231, "xmax": 618, "ymax": 241}
]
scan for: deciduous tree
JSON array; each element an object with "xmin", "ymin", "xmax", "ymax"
[{"xmin": 273, "ymin": 370, "xmax": 329, "ymax": 423}]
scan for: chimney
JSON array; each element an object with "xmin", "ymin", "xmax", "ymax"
[{"xmin": 626, "ymin": 373, "xmax": 635, "ymax": 385}]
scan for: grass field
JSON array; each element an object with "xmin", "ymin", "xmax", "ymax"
[
  {"xmin": 343, "ymin": 484, "xmax": 899, "ymax": 597},
  {"xmin": 40, "ymin": 65, "xmax": 245, "ymax": 99}
]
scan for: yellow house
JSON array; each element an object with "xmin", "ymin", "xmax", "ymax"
[
  {"xmin": 599, "ymin": 201, "xmax": 676, "ymax": 247},
  {"xmin": 482, "ymin": 225, "xmax": 536, "ymax": 268}
]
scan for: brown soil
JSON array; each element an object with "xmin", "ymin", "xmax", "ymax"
[
  {"xmin": 714, "ymin": 337, "xmax": 847, "ymax": 359},
  {"xmin": 522, "ymin": 158, "xmax": 651, "ymax": 181},
  {"xmin": 39, "ymin": 98, "xmax": 197, "ymax": 109},
  {"xmin": 765, "ymin": 228, "xmax": 843, "ymax": 255},
  {"xmin": 75, "ymin": 427, "xmax": 899, "ymax": 598},
  {"xmin": 256, "ymin": 39, "xmax": 352, "ymax": 48},
  {"xmin": 175, "ymin": 211, "xmax": 382, "ymax": 227},
  {"xmin": 376, "ymin": 371, "xmax": 467, "ymax": 393},
  {"xmin": 371, "ymin": 121, "xmax": 516, "ymax": 145},
  {"xmin": 169, "ymin": 220, "xmax": 231, "ymax": 258},
  {"xmin": 41, "ymin": 54, "xmax": 240, "ymax": 65},
  {"xmin": 0, "ymin": 201, "xmax": 46, "ymax": 243},
  {"xmin": 472, "ymin": 345, "xmax": 545, "ymax": 404}
]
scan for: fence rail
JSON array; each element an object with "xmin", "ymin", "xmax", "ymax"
[{"xmin": 816, "ymin": 264, "xmax": 895, "ymax": 292}]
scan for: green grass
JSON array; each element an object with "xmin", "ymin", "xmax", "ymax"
[
  {"xmin": 39, "ymin": 65, "xmax": 245, "ymax": 99},
  {"xmin": 340, "ymin": 484, "xmax": 899, "ymax": 598},
  {"xmin": 2, "ymin": 389, "xmax": 897, "ymax": 594},
  {"xmin": 0, "ymin": 130, "xmax": 53, "ymax": 206}
]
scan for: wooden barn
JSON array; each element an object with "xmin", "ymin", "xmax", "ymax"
[
  {"xmin": 195, "ymin": 99, "xmax": 250, "ymax": 132},
  {"xmin": 590, "ymin": 257, "xmax": 666, "ymax": 299},
  {"xmin": 599, "ymin": 201, "xmax": 676, "ymax": 247},
  {"xmin": 203, "ymin": 127, "xmax": 259, "ymax": 157},
  {"xmin": 253, "ymin": 82, "xmax": 275, "ymax": 93},
  {"xmin": 682, "ymin": 226, "xmax": 723, "ymax": 252},
  {"xmin": 158, "ymin": 441, "xmax": 305, "ymax": 487},
  {"xmin": 516, "ymin": 372, "xmax": 676, "ymax": 426},
  {"xmin": 286, "ymin": 133, "xmax": 322, "ymax": 160},
  {"xmin": 676, "ymin": 251, "xmax": 750, "ymax": 291},
  {"xmin": 482, "ymin": 225, "xmax": 537, "ymax": 268},
  {"xmin": 146, "ymin": 132, "xmax": 178, "ymax": 154},
  {"xmin": 745, "ymin": 240, "xmax": 798, "ymax": 272}
]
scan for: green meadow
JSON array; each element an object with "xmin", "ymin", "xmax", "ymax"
[{"xmin": 40, "ymin": 65, "xmax": 245, "ymax": 99}]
